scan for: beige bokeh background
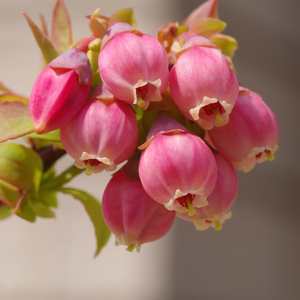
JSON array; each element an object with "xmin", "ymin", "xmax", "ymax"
[{"xmin": 0, "ymin": 0, "xmax": 299, "ymax": 299}]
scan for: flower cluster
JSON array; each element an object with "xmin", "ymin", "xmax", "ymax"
[{"xmin": 25, "ymin": 0, "xmax": 279, "ymax": 252}]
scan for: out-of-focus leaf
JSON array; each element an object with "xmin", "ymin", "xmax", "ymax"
[
  {"xmin": 0, "ymin": 81, "xmax": 12, "ymax": 93},
  {"xmin": 22, "ymin": 12, "xmax": 58, "ymax": 64},
  {"xmin": 32, "ymin": 202, "xmax": 55, "ymax": 218},
  {"xmin": 15, "ymin": 193, "xmax": 36, "ymax": 222},
  {"xmin": 108, "ymin": 8, "xmax": 137, "ymax": 28},
  {"xmin": 58, "ymin": 188, "xmax": 111, "ymax": 256},
  {"xmin": 183, "ymin": 0, "xmax": 219, "ymax": 27},
  {"xmin": 0, "ymin": 93, "xmax": 29, "ymax": 104},
  {"xmin": 0, "ymin": 179, "xmax": 20, "ymax": 207},
  {"xmin": 28, "ymin": 129, "xmax": 61, "ymax": 142},
  {"xmin": 0, "ymin": 204, "xmax": 14, "ymax": 221},
  {"xmin": 39, "ymin": 13, "xmax": 48, "ymax": 36},
  {"xmin": 89, "ymin": 18, "xmax": 107, "ymax": 39},
  {"xmin": 41, "ymin": 165, "xmax": 84, "ymax": 191},
  {"xmin": 0, "ymin": 143, "xmax": 43, "ymax": 194},
  {"xmin": 51, "ymin": 0, "xmax": 72, "ymax": 54},
  {"xmin": 210, "ymin": 33, "xmax": 238, "ymax": 57},
  {"xmin": 189, "ymin": 17, "xmax": 226, "ymax": 38},
  {"xmin": 0, "ymin": 101, "xmax": 35, "ymax": 142},
  {"xmin": 40, "ymin": 191, "xmax": 58, "ymax": 208}
]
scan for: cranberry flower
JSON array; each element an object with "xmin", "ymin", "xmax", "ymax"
[
  {"xmin": 139, "ymin": 117, "xmax": 217, "ymax": 215},
  {"xmin": 98, "ymin": 22, "xmax": 169, "ymax": 110},
  {"xmin": 60, "ymin": 84, "xmax": 138, "ymax": 175}
]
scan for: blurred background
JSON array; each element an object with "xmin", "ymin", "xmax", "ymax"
[{"xmin": 0, "ymin": 0, "xmax": 299, "ymax": 299}]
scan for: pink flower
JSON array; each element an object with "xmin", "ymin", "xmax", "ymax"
[
  {"xmin": 177, "ymin": 153, "xmax": 238, "ymax": 230},
  {"xmin": 102, "ymin": 154, "xmax": 176, "ymax": 252},
  {"xmin": 169, "ymin": 36, "xmax": 239, "ymax": 130},
  {"xmin": 98, "ymin": 23, "xmax": 169, "ymax": 110},
  {"xmin": 139, "ymin": 117, "xmax": 217, "ymax": 215},
  {"xmin": 60, "ymin": 84, "xmax": 138, "ymax": 175},
  {"xmin": 29, "ymin": 48, "xmax": 92, "ymax": 134},
  {"xmin": 208, "ymin": 87, "xmax": 279, "ymax": 172}
]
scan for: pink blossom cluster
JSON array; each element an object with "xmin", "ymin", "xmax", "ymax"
[{"xmin": 29, "ymin": 0, "xmax": 279, "ymax": 252}]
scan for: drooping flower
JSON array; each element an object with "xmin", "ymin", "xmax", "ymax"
[
  {"xmin": 208, "ymin": 87, "xmax": 279, "ymax": 172},
  {"xmin": 98, "ymin": 22, "xmax": 169, "ymax": 110},
  {"xmin": 60, "ymin": 84, "xmax": 138, "ymax": 175},
  {"xmin": 29, "ymin": 48, "xmax": 92, "ymax": 134},
  {"xmin": 177, "ymin": 153, "xmax": 238, "ymax": 230},
  {"xmin": 102, "ymin": 154, "xmax": 176, "ymax": 252},
  {"xmin": 139, "ymin": 117, "xmax": 217, "ymax": 215},
  {"xmin": 169, "ymin": 36, "xmax": 239, "ymax": 130}
]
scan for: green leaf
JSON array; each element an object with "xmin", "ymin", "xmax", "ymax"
[
  {"xmin": 0, "ymin": 204, "xmax": 14, "ymax": 221},
  {"xmin": 22, "ymin": 12, "xmax": 58, "ymax": 64},
  {"xmin": 31, "ymin": 202, "xmax": 55, "ymax": 218},
  {"xmin": 15, "ymin": 193, "xmax": 36, "ymax": 222},
  {"xmin": 58, "ymin": 187, "xmax": 110, "ymax": 256},
  {"xmin": 41, "ymin": 165, "xmax": 84, "ymax": 191},
  {"xmin": 40, "ymin": 191, "xmax": 58, "ymax": 208},
  {"xmin": 0, "ymin": 142, "xmax": 43, "ymax": 194},
  {"xmin": 28, "ymin": 129, "xmax": 61, "ymax": 142},
  {"xmin": 109, "ymin": 8, "xmax": 137, "ymax": 28},
  {"xmin": 0, "ymin": 93, "xmax": 28, "ymax": 104},
  {"xmin": 0, "ymin": 101, "xmax": 35, "ymax": 142},
  {"xmin": 210, "ymin": 34, "xmax": 238, "ymax": 58},
  {"xmin": 0, "ymin": 178, "xmax": 21, "ymax": 207},
  {"xmin": 51, "ymin": 0, "xmax": 73, "ymax": 54},
  {"xmin": 189, "ymin": 17, "xmax": 226, "ymax": 38}
]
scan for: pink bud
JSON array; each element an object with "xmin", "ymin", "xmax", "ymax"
[
  {"xmin": 60, "ymin": 84, "xmax": 138, "ymax": 175},
  {"xmin": 29, "ymin": 48, "xmax": 92, "ymax": 134},
  {"xmin": 177, "ymin": 153, "xmax": 238, "ymax": 231},
  {"xmin": 98, "ymin": 23, "xmax": 169, "ymax": 110},
  {"xmin": 139, "ymin": 117, "xmax": 217, "ymax": 215},
  {"xmin": 102, "ymin": 155, "xmax": 176, "ymax": 252},
  {"xmin": 169, "ymin": 36, "xmax": 239, "ymax": 130},
  {"xmin": 208, "ymin": 88, "xmax": 279, "ymax": 172}
]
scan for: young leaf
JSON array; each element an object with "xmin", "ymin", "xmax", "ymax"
[
  {"xmin": 0, "ymin": 204, "xmax": 14, "ymax": 221},
  {"xmin": 0, "ymin": 142, "xmax": 43, "ymax": 194},
  {"xmin": 51, "ymin": 0, "xmax": 73, "ymax": 54},
  {"xmin": 0, "ymin": 101, "xmax": 35, "ymax": 142},
  {"xmin": 58, "ymin": 188, "xmax": 111, "ymax": 256},
  {"xmin": 210, "ymin": 33, "xmax": 238, "ymax": 57},
  {"xmin": 108, "ymin": 8, "xmax": 137, "ymax": 28},
  {"xmin": 14, "ymin": 193, "xmax": 36, "ymax": 222},
  {"xmin": 22, "ymin": 12, "xmax": 58, "ymax": 64}
]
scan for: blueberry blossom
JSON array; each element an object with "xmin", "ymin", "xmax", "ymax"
[
  {"xmin": 102, "ymin": 154, "xmax": 176, "ymax": 252},
  {"xmin": 29, "ymin": 48, "xmax": 92, "ymax": 134},
  {"xmin": 169, "ymin": 36, "xmax": 239, "ymax": 130},
  {"xmin": 177, "ymin": 153, "xmax": 238, "ymax": 230},
  {"xmin": 60, "ymin": 84, "xmax": 138, "ymax": 175},
  {"xmin": 139, "ymin": 117, "xmax": 217, "ymax": 215},
  {"xmin": 98, "ymin": 22, "xmax": 169, "ymax": 109},
  {"xmin": 208, "ymin": 87, "xmax": 279, "ymax": 172}
]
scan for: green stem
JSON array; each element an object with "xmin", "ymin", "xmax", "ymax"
[{"xmin": 41, "ymin": 165, "xmax": 84, "ymax": 191}]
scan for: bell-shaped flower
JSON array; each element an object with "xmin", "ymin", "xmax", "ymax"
[
  {"xmin": 60, "ymin": 84, "xmax": 138, "ymax": 175},
  {"xmin": 169, "ymin": 36, "xmax": 239, "ymax": 130},
  {"xmin": 208, "ymin": 87, "xmax": 279, "ymax": 172},
  {"xmin": 177, "ymin": 153, "xmax": 238, "ymax": 230},
  {"xmin": 102, "ymin": 154, "xmax": 176, "ymax": 252},
  {"xmin": 139, "ymin": 117, "xmax": 217, "ymax": 215},
  {"xmin": 29, "ymin": 48, "xmax": 92, "ymax": 134},
  {"xmin": 98, "ymin": 22, "xmax": 169, "ymax": 110}
]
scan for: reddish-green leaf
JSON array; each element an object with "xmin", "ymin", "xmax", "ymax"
[
  {"xmin": 189, "ymin": 17, "xmax": 226, "ymax": 38},
  {"xmin": 51, "ymin": 0, "xmax": 72, "ymax": 54},
  {"xmin": 0, "ymin": 93, "xmax": 29, "ymax": 104},
  {"xmin": 0, "ymin": 101, "xmax": 34, "ymax": 142},
  {"xmin": 22, "ymin": 12, "xmax": 58, "ymax": 64},
  {"xmin": 210, "ymin": 33, "xmax": 238, "ymax": 57},
  {"xmin": 108, "ymin": 8, "xmax": 137, "ymax": 28}
]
